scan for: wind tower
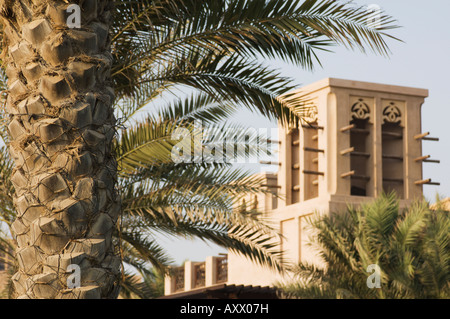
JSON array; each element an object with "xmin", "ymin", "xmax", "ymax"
[{"xmin": 227, "ymin": 78, "xmax": 439, "ymax": 286}]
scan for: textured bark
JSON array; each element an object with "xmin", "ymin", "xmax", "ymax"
[{"xmin": 0, "ymin": 0, "xmax": 121, "ymax": 298}]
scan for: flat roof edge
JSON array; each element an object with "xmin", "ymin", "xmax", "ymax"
[{"xmin": 291, "ymin": 78, "xmax": 429, "ymax": 97}]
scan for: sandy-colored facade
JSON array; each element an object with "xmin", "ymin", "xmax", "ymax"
[
  {"xmin": 157, "ymin": 78, "xmax": 439, "ymax": 296},
  {"xmin": 226, "ymin": 77, "xmax": 436, "ymax": 287}
]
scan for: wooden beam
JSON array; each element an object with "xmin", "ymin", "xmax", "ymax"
[
  {"xmin": 415, "ymin": 179, "xmax": 431, "ymax": 185},
  {"xmin": 340, "ymin": 147, "xmax": 355, "ymax": 156},
  {"xmin": 422, "ymin": 136, "xmax": 439, "ymax": 141},
  {"xmin": 303, "ymin": 170, "xmax": 324, "ymax": 176},
  {"xmin": 350, "ymin": 128, "xmax": 370, "ymax": 135},
  {"xmin": 427, "ymin": 182, "xmax": 441, "ymax": 186},
  {"xmin": 382, "ymin": 155, "xmax": 403, "ymax": 161},
  {"xmin": 302, "ymin": 124, "xmax": 324, "ymax": 130},
  {"xmin": 340, "ymin": 170, "xmax": 355, "ymax": 178},
  {"xmin": 383, "ymin": 178, "xmax": 403, "ymax": 183},
  {"xmin": 266, "ymin": 139, "xmax": 281, "ymax": 145},
  {"xmin": 414, "ymin": 132, "xmax": 430, "ymax": 140},
  {"xmin": 260, "ymin": 161, "xmax": 281, "ymax": 166},
  {"xmin": 414, "ymin": 179, "xmax": 440, "ymax": 186},
  {"xmin": 413, "ymin": 133, "xmax": 440, "ymax": 142},
  {"xmin": 339, "ymin": 124, "xmax": 355, "ymax": 133},
  {"xmin": 423, "ymin": 159, "xmax": 440, "ymax": 164},
  {"xmin": 414, "ymin": 155, "xmax": 431, "ymax": 162},
  {"xmin": 304, "ymin": 147, "xmax": 324, "ymax": 153},
  {"xmin": 382, "ymin": 131, "xmax": 403, "ymax": 139},
  {"xmin": 350, "ymin": 151, "xmax": 371, "ymax": 158}
]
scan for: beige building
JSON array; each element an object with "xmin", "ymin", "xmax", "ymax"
[
  {"xmin": 226, "ymin": 77, "xmax": 439, "ymax": 287},
  {"xmin": 0, "ymin": 78, "xmax": 442, "ymax": 299},
  {"xmin": 164, "ymin": 78, "xmax": 440, "ymax": 296}
]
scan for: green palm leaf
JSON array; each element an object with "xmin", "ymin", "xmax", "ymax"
[{"xmin": 280, "ymin": 195, "xmax": 450, "ymax": 299}]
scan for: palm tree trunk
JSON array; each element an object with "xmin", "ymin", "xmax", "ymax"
[{"xmin": 0, "ymin": 0, "xmax": 121, "ymax": 298}]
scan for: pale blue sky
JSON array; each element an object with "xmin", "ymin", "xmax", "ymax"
[
  {"xmin": 0, "ymin": 1, "xmax": 446, "ymax": 269},
  {"xmin": 161, "ymin": 0, "xmax": 450, "ymax": 264},
  {"xmin": 272, "ymin": 0, "xmax": 450, "ymax": 202}
]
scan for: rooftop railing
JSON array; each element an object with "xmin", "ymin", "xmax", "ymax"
[{"xmin": 165, "ymin": 255, "xmax": 228, "ymax": 295}]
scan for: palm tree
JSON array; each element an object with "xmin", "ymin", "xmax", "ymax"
[
  {"xmin": 111, "ymin": 0, "xmax": 399, "ymax": 125},
  {"xmin": 109, "ymin": 0, "xmax": 399, "ymax": 297},
  {"xmin": 114, "ymin": 100, "xmax": 287, "ymax": 298},
  {"xmin": 0, "ymin": 99, "xmax": 285, "ymax": 298},
  {"xmin": 0, "ymin": 0, "xmax": 398, "ymax": 298},
  {"xmin": 120, "ymin": 267, "xmax": 165, "ymax": 299},
  {"xmin": 0, "ymin": 0, "xmax": 121, "ymax": 299},
  {"xmin": 280, "ymin": 193, "xmax": 450, "ymax": 299}
]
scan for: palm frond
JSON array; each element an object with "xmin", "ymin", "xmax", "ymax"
[
  {"xmin": 154, "ymin": 92, "xmax": 237, "ymax": 125},
  {"xmin": 117, "ymin": 117, "xmax": 273, "ymax": 177},
  {"xmin": 279, "ymin": 195, "xmax": 450, "ymax": 299}
]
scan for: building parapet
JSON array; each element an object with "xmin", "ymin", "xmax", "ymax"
[{"xmin": 164, "ymin": 255, "xmax": 228, "ymax": 296}]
